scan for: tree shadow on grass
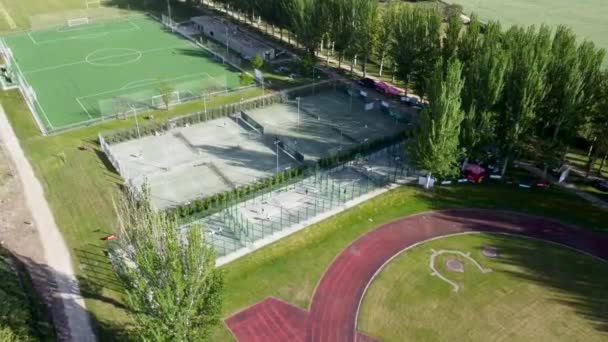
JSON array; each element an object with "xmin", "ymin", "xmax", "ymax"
[
  {"xmin": 410, "ymin": 187, "xmax": 608, "ymax": 334},
  {"xmin": 485, "ymin": 234, "xmax": 608, "ymax": 333}
]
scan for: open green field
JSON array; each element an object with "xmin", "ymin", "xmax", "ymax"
[
  {"xmin": 3, "ymin": 14, "xmax": 241, "ymax": 132},
  {"xmin": 452, "ymin": 0, "xmax": 608, "ymax": 62},
  {"xmin": 358, "ymin": 233, "xmax": 608, "ymax": 341}
]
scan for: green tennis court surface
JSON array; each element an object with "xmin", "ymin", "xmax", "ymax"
[{"xmin": 2, "ymin": 15, "xmax": 242, "ymax": 132}]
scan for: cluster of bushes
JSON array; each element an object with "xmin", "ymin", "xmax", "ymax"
[{"xmin": 169, "ymin": 166, "xmax": 307, "ymax": 220}]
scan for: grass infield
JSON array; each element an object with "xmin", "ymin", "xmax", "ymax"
[
  {"xmin": 358, "ymin": 233, "xmax": 608, "ymax": 341},
  {"xmin": 3, "ymin": 15, "xmax": 241, "ymax": 132}
]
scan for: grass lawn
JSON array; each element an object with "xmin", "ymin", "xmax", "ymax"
[
  {"xmin": 453, "ymin": 0, "xmax": 608, "ymax": 64},
  {"xmin": 358, "ymin": 233, "xmax": 608, "ymax": 341}
]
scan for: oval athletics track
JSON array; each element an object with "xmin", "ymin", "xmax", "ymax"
[{"xmin": 224, "ymin": 209, "xmax": 608, "ymax": 342}]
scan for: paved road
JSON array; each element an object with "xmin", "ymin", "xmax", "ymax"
[{"xmin": 0, "ymin": 105, "xmax": 95, "ymax": 341}]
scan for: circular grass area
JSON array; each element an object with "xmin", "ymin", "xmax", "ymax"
[{"xmin": 357, "ymin": 233, "xmax": 608, "ymax": 341}]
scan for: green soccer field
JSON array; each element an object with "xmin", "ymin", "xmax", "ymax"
[{"xmin": 2, "ymin": 15, "xmax": 242, "ymax": 132}]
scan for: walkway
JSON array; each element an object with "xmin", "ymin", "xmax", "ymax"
[{"xmin": 0, "ymin": 105, "xmax": 95, "ymax": 341}]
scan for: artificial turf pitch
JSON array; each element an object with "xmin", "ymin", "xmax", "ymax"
[{"xmin": 2, "ymin": 15, "xmax": 241, "ymax": 132}]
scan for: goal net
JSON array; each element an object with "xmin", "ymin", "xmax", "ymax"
[
  {"xmin": 86, "ymin": 0, "xmax": 101, "ymax": 9},
  {"xmin": 68, "ymin": 17, "xmax": 90, "ymax": 27}
]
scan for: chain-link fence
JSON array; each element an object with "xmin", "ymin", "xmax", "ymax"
[{"xmin": 181, "ymin": 142, "xmax": 413, "ymax": 259}]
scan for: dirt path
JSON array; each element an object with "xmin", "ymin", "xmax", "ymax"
[
  {"xmin": 225, "ymin": 209, "xmax": 608, "ymax": 342},
  {"xmin": 0, "ymin": 105, "xmax": 95, "ymax": 341}
]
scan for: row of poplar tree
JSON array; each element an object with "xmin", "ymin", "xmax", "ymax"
[{"xmin": 200, "ymin": 0, "xmax": 607, "ymax": 179}]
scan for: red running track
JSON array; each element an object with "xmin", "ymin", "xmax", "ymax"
[{"xmin": 225, "ymin": 209, "xmax": 608, "ymax": 342}]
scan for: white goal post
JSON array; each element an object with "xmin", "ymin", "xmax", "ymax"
[
  {"xmin": 86, "ymin": 0, "xmax": 101, "ymax": 9},
  {"xmin": 67, "ymin": 17, "xmax": 90, "ymax": 27}
]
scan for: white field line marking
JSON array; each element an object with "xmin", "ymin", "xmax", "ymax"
[
  {"xmin": 11, "ymin": 57, "xmax": 54, "ymax": 130},
  {"xmin": 120, "ymin": 78, "xmax": 157, "ymax": 89},
  {"xmin": 75, "ymin": 97, "xmax": 93, "ymax": 119},
  {"xmin": 127, "ymin": 18, "xmax": 141, "ymax": 31},
  {"xmin": 0, "ymin": 1, "xmax": 16, "ymax": 29},
  {"xmin": 26, "ymin": 31, "xmax": 37, "ymax": 44},
  {"xmin": 23, "ymin": 43, "xmax": 190, "ymax": 75},
  {"xmin": 77, "ymin": 72, "xmax": 211, "ymax": 100},
  {"xmin": 31, "ymin": 26, "xmax": 138, "ymax": 46},
  {"xmin": 56, "ymin": 22, "xmax": 106, "ymax": 33}
]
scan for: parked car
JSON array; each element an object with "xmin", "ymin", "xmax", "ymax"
[
  {"xmin": 463, "ymin": 163, "xmax": 486, "ymax": 183},
  {"xmin": 358, "ymin": 77, "xmax": 376, "ymax": 88},
  {"xmin": 375, "ymin": 81, "xmax": 402, "ymax": 96},
  {"xmin": 519, "ymin": 177, "xmax": 550, "ymax": 189}
]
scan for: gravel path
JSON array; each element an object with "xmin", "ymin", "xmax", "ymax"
[{"xmin": 0, "ymin": 105, "xmax": 95, "ymax": 341}]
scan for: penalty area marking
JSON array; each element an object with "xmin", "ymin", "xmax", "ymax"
[{"xmin": 77, "ymin": 72, "xmax": 212, "ymax": 101}]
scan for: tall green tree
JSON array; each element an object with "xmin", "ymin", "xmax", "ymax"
[
  {"xmin": 442, "ymin": 14, "xmax": 463, "ymax": 65},
  {"xmin": 354, "ymin": 0, "xmax": 379, "ymax": 77},
  {"xmin": 538, "ymin": 26, "xmax": 585, "ymax": 174},
  {"xmin": 391, "ymin": 5, "xmax": 442, "ymax": 96},
  {"xmin": 110, "ymin": 189, "xmax": 224, "ymax": 342},
  {"xmin": 497, "ymin": 25, "xmax": 552, "ymax": 176},
  {"xmin": 457, "ymin": 14, "xmax": 482, "ymax": 67},
  {"xmin": 410, "ymin": 59, "xmax": 465, "ymax": 188},
  {"xmin": 374, "ymin": 3, "xmax": 397, "ymax": 77},
  {"xmin": 460, "ymin": 21, "xmax": 508, "ymax": 160},
  {"xmin": 291, "ymin": 0, "xmax": 331, "ymax": 57}
]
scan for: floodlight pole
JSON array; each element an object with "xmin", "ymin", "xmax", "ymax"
[
  {"xmin": 312, "ymin": 67, "xmax": 316, "ymax": 95},
  {"xmin": 203, "ymin": 92, "xmax": 208, "ymax": 121},
  {"xmin": 274, "ymin": 139, "xmax": 280, "ymax": 173},
  {"xmin": 296, "ymin": 96, "xmax": 301, "ymax": 131},
  {"xmin": 166, "ymin": 0, "xmax": 172, "ymax": 24},
  {"xmin": 225, "ymin": 26, "xmax": 229, "ymax": 61}
]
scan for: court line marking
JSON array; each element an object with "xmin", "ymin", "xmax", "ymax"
[{"xmin": 23, "ymin": 43, "xmax": 191, "ymax": 75}]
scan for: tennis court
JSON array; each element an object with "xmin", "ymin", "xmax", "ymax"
[{"xmin": 2, "ymin": 14, "xmax": 242, "ymax": 132}]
